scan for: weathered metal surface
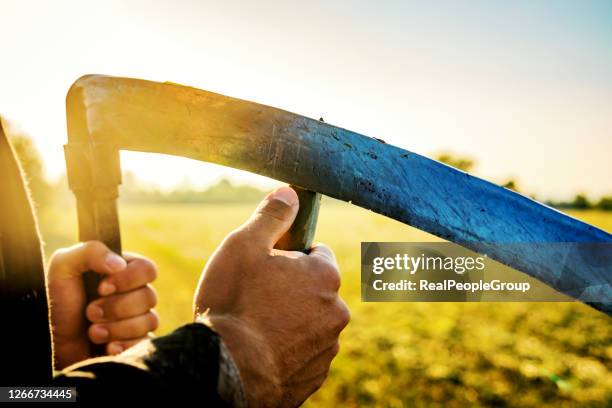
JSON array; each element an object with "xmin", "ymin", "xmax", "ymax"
[{"xmin": 66, "ymin": 75, "xmax": 612, "ymax": 315}]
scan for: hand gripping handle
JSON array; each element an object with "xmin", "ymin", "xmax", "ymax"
[{"xmin": 66, "ymin": 141, "xmax": 321, "ymax": 358}]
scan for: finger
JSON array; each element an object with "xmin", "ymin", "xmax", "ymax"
[
  {"xmin": 106, "ymin": 337, "xmax": 149, "ymax": 355},
  {"xmin": 308, "ymin": 243, "xmax": 338, "ymax": 268},
  {"xmin": 97, "ymin": 256, "xmax": 157, "ymax": 296},
  {"xmin": 240, "ymin": 186, "xmax": 299, "ymax": 249},
  {"xmin": 86, "ymin": 285, "xmax": 157, "ymax": 323},
  {"xmin": 301, "ymin": 245, "xmax": 341, "ymax": 292},
  {"xmin": 270, "ymin": 249, "xmax": 307, "ymax": 259},
  {"xmin": 121, "ymin": 252, "xmax": 144, "ymax": 262},
  {"xmin": 88, "ymin": 311, "xmax": 159, "ymax": 344},
  {"xmin": 49, "ymin": 241, "xmax": 127, "ymax": 280}
]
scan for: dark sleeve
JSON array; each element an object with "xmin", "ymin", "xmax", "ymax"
[{"xmin": 53, "ymin": 323, "xmax": 229, "ymax": 405}]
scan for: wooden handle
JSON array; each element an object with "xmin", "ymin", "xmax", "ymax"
[
  {"xmin": 81, "ymin": 197, "xmax": 122, "ymax": 357},
  {"xmin": 275, "ymin": 186, "xmax": 321, "ymax": 252},
  {"xmin": 65, "ymin": 143, "xmax": 122, "ymax": 356}
]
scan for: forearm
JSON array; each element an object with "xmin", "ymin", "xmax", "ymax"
[{"xmin": 54, "ymin": 323, "xmax": 246, "ymax": 406}]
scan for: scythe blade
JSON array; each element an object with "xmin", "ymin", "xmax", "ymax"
[{"xmin": 66, "ymin": 75, "xmax": 611, "ymax": 315}]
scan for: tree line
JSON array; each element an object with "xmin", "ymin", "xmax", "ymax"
[
  {"xmin": 436, "ymin": 153, "xmax": 611, "ymax": 211},
  {"xmin": 6, "ymin": 128, "xmax": 611, "ymax": 211}
]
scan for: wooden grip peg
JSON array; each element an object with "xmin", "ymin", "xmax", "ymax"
[{"xmin": 275, "ymin": 186, "xmax": 321, "ymax": 253}]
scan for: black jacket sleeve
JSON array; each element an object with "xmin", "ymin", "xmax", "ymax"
[{"xmin": 53, "ymin": 323, "xmax": 229, "ymax": 405}]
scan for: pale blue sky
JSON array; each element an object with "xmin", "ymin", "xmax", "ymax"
[{"xmin": 1, "ymin": 0, "xmax": 611, "ymax": 199}]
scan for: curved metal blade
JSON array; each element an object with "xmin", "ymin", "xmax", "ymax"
[{"xmin": 66, "ymin": 75, "xmax": 612, "ymax": 314}]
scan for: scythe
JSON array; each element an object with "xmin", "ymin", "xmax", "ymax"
[{"xmin": 64, "ymin": 75, "xmax": 611, "ymax": 353}]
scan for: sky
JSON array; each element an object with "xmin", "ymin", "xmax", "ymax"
[{"xmin": 1, "ymin": 0, "xmax": 611, "ymax": 199}]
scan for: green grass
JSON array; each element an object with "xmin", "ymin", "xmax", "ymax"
[{"xmin": 38, "ymin": 203, "xmax": 612, "ymax": 407}]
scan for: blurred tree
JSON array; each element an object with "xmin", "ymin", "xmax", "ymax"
[
  {"xmin": 502, "ymin": 179, "xmax": 519, "ymax": 192},
  {"xmin": 435, "ymin": 153, "xmax": 475, "ymax": 173},
  {"xmin": 571, "ymin": 194, "xmax": 591, "ymax": 210},
  {"xmin": 202, "ymin": 178, "xmax": 265, "ymax": 203},
  {"xmin": 117, "ymin": 174, "xmax": 266, "ymax": 204},
  {"xmin": 596, "ymin": 196, "xmax": 612, "ymax": 211}
]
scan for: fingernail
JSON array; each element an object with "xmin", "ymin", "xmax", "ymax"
[
  {"xmin": 108, "ymin": 343, "xmax": 124, "ymax": 355},
  {"xmin": 89, "ymin": 305, "xmax": 104, "ymax": 320},
  {"xmin": 99, "ymin": 281, "xmax": 116, "ymax": 296},
  {"xmin": 92, "ymin": 325, "xmax": 109, "ymax": 341},
  {"xmin": 105, "ymin": 253, "xmax": 126, "ymax": 273},
  {"xmin": 270, "ymin": 187, "xmax": 298, "ymax": 206}
]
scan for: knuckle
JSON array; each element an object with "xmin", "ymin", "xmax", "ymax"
[
  {"xmin": 132, "ymin": 258, "xmax": 158, "ymax": 281},
  {"xmin": 48, "ymin": 244, "xmax": 82, "ymax": 274},
  {"xmin": 88, "ymin": 325, "xmax": 106, "ymax": 344},
  {"xmin": 86, "ymin": 301, "xmax": 103, "ymax": 321},
  {"xmin": 148, "ymin": 310, "xmax": 159, "ymax": 331},
  {"xmin": 86, "ymin": 325, "xmax": 95, "ymax": 341},
  {"xmin": 47, "ymin": 251, "xmax": 66, "ymax": 275},
  {"xmin": 312, "ymin": 244, "xmax": 337, "ymax": 265},
  {"xmin": 332, "ymin": 341, "xmax": 341, "ymax": 356},
  {"xmin": 315, "ymin": 261, "xmax": 340, "ymax": 290},
  {"xmin": 82, "ymin": 240, "xmax": 106, "ymax": 256},
  {"xmin": 326, "ymin": 265, "xmax": 341, "ymax": 291},
  {"xmin": 334, "ymin": 299, "xmax": 351, "ymax": 330},
  {"xmin": 145, "ymin": 285, "xmax": 158, "ymax": 307},
  {"xmin": 143, "ymin": 259, "xmax": 158, "ymax": 281},
  {"xmin": 105, "ymin": 343, "xmax": 116, "ymax": 355},
  {"xmin": 48, "ymin": 249, "xmax": 64, "ymax": 265}
]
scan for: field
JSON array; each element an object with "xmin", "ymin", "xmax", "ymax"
[{"xmin": 38, "ymin": 202, "xmax": 612, "ymax": 407}]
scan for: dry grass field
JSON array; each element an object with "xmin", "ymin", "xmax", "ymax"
[{"xmin": 38, "ymin": 202, "xmax": 612, "ymax": 407}]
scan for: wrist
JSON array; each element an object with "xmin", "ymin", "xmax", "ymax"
[{"xmin": 200, "ymin": 314, "xmax": 281, "ymax": 406}]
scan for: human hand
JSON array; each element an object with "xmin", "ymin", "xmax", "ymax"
[
  {"xmin": 195, "ymin": 186, "xmax": 350, "ymax": 407},
  {"xmin": 48, "ymin": 241, "xmax": 158, "ymax": 369}
]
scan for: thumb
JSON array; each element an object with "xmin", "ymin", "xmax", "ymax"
[
  {"xmin": 242, "ymin": 186, "xmax": 299, "ymax": 249},
  {"xmin": 48, "ymin": 241, "xmax": 127, "ymax": 281}
]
